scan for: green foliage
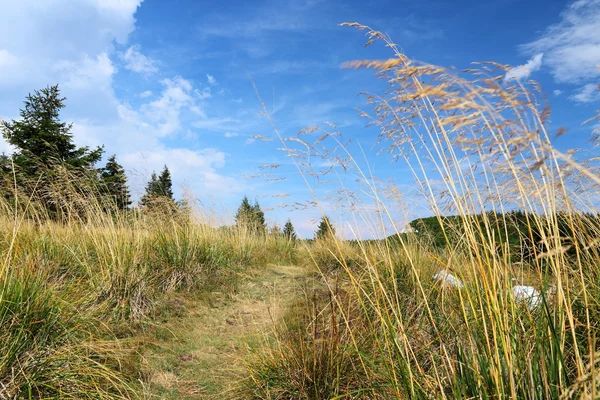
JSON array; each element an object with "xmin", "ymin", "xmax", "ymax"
[
  {"xmin": 314, "ymin": 215, "xmax": 335, "ymax": 240},
  {"xmin": 0, "ymin": 85, "xmax": 103, "ymax": 175},
  {"xmin": 0, "ymin": 85, "xmax": 106, "ymax": 219},
  {"xmin": 100, "ymin": 155, "xmax": 131, "ymax": 211},
  {"xmin": 235, "ymin": 196, "xmax": 266, "ymax": 235},
  {"xmin": 140, "ymin": 165, "xmax": 177, "ymax": 214},
  {"xmin": 158, "ymin": 165, "xmax": 174, "ymax": 199},
  {"xmin": 407, "ymin": 210, "xmax": 600, "ymax": 264},
  {"xmin": 283, "ymin": 219, "xmax": 297, "ymax": 241}
]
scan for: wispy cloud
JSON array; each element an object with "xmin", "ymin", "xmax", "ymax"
[
  {"xmin": 120, "ymin": 45, "xmax": 158, "ymax": 74},
  {"xmin": 554, "ymin": 89, "xmax": 563, "ymax": 96},
  {"xmin": 206, "ymin": 74, "xmax": 217, "ymax": 86},
  {"xmin": 505, "ymin": 53, "xmax": 543, "ymax": 81},
  {"xmin": 249, "ymin": 59, "xmax": 338, "ymax": 75},
  {"xmin": 196, "ymin": 0, "xmax": 332, "ymax": 58},
  {"xmin": 570, "ymin": 83, "xmax": 600, "ymax": 103},
  {"xmin": 520, "ymin": 0, "xmax": 600, "ymax": 101}
]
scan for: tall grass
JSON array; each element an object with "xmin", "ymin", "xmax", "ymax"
[
  {"xmin": 240, "ymin": 23, "xmax": 600, "ymax": 399},
  {"xmin": 0, "ymin": 170, "xmax": 298, "ymax": 398}
]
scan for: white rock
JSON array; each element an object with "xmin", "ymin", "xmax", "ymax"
[
  {"xmin": 511, "ymin": 285, "xmax": 541, "ymax": 309},
  {"xmin": 432, "ymin": 269, "xmax": 464, "ymax": 288}
]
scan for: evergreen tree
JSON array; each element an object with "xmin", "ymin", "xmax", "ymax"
[
  {"xmin": 139, "ymin": 166, "xmax": 177, "ymax": 214},
  {"xmin": 1, "ymin": 85, "xmax": 103, "ymax": 176},
  {"xmin": 158, "ymin": 165, "xmax": 174, "ymax": 200},
  {"xmin": 0, "ymin": 85, "xmax": 103, "ymax": 218},
  {"xmin": 140, "ymin": 172, "xmax": 158, "ymax": 208},
  {"xmin": 235, "ymin": 196, "xmax": 253, "ymax": 230},
  {"xmin": 283, "ymin": 219, "xmax": 297, "ymax": 241},
  {"xmin": 235, "ymin": 196, "xmax": 266, "ymax": 234},
  {"xmin": 315, "ymin": 215, "xmax": 335, "ymax": 240},
  {"xmin": 252, "ymin": 200, "xmax": 266, "ymax": 234},
  {"xmin": 99, "ymin": 155, "xmax": 131, "ymax": 211}
]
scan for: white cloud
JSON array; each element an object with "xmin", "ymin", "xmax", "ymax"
[
  {"xmin": 118, "ymin": 147, "xmax": 247, "ymax": 199},
  {"xmin": 224, "ymin": 132, "xmax": 239, "ymax": 138},
  {"xmin": 505, "ymin": 53, "xmax": 543, "ymax": 81},
  {"xmin": 206, "ymin": 74, "xmax": 217, "ymax": 86},
  {"xmin": 554, "ymin": 89, "xmax": 563, "ymax": 96},
  {"xmin": 192, "ymin": 117, "xmax": 239, "ymax": 131},
  {"xmin": 0, "ymin": 0, "xmax": 245, "ymax": 200},
  {"xmin": 121, "ymin": 76, "xmax": 209, "ymax": 137},
  {"xmin": 120, "ymin": 45, "xmax": 158, "ymax": 74},
  {"xmin": 570, "ymin": 83, "xmax": 600, "ymax": 102},
  {"xmin": 520, "ymin": 0, "xmax": 600, "ymax": 85},
  {"xmin": 55, "ymin": 53, "xmax": 115, "ymax": 91}
]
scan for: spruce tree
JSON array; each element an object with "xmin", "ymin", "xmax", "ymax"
[
  {"xmin": 140, "ymin": 166, "xmax": 176, "ymax": 214},
  {"xmin": 158, "ymin": 165, "xmax": 174, "ymax": 200},
  {"xmin": 252, "ymin": 200, "xmax": 266, "ymax": 234},
  {"xmin": 235, "ymin": 196, "xmax": 266, "ymax": 234},
  {"xmin": 0, "ymin": 85, "xmax": 103, "ymax": 217},
  {"xmin": 140, "ymin": 172, "xmax": 159, "ymax": 208},
  {"xmin": 99, "ymin": 155, "xmax": 131, "ymax": 211},
  {"xmin": 283, "ymin": 219, "xmax": 297, "ymax": 241},
  {"xmin": 315, "ymin": 215, "xmax": 335, "ymax": 240},
  {"xmin": 235, "ymin": 196, "xmax": 253, "ymax": 229},
  {"xmin": 1, "ymin": 85, "xmax": 103, "ymax": 175}
]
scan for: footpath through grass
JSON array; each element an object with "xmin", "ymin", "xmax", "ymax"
[{"xmin": 140, "ymin": 264, "xmax": 315, "ymax": 399}]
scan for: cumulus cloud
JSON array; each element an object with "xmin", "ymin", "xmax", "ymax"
[
  {"xmin": 570, "ymin": 83, "xmax": 600, "ymax": 103},
  {"xmin": 554, "ymin": 89, "xmax": 563, "ymax": 96},
  {"xmin": 120, "ymin": 45, "xmax": 158, "ymax": 74},
  {"xmin": 0, "ymin": 0, "xmax": 245, "ymax": 200},
  {"xmin": 505, "ymin": 53, "xmax": 543, "ymax": 81}
]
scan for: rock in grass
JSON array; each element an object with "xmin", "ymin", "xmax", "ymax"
[
  {"xmin": 432, "ymin": 269, "xmax": 464, "ymax": 289},
  {"xmin": 511, "ymin": 285, "xmax": 542, "ymax": 309}
]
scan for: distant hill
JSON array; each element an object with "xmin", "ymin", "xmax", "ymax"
[{"xmin": 383, "ymin": 211, "xmax": 600, "ymax": 262}]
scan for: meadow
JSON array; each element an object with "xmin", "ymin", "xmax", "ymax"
[{"xmin": 2, "ymin": 24, "xmax": 600, "ymax": 399}]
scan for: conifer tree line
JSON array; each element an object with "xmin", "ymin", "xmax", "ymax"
[
  {"xmin": 0, "ymin": 84, "xmax": 332, "ymax": 239},
  {"xmin": 0, "ymin": 85, "xmax": 186, "ymax": 218}
]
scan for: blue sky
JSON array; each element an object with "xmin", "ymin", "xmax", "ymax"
[{"xmin": 0, "ymin": 0, "xmax": 598, "ymax": 238}]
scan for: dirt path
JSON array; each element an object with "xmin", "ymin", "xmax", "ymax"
[{"xmin": 141, "ymin": 264, "xmax": 312, "ymax": 399}]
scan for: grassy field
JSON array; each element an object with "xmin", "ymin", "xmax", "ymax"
[{"xmin": 2, "ymin": 24, "xmax": 600, "ymax": 399}]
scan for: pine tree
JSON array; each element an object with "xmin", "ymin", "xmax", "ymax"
[
  {"xmin": 283, "ymin": 219, "xmax": 297, "ymax": 241},
  {"xmin": 1, "ymin": 85, "xmax": 103, "ymax": 176},
  {"xmin": 99, "ymin": 155, "xmax": 131, "ymax": 211},
  {"xmin": 315, "ymin": 215, "xmax": 335, "ymax": 240}
]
